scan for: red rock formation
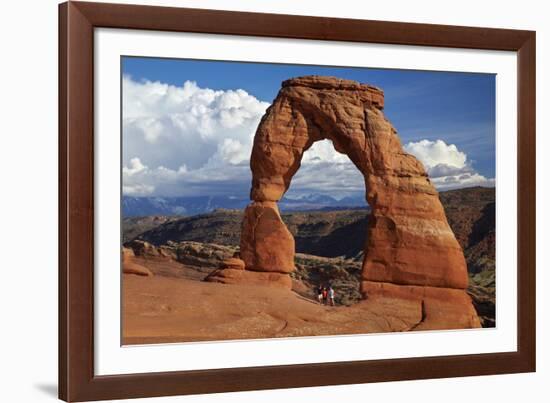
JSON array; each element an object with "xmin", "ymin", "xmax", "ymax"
[
  {"xmin": 221, "ymin": 75, "xmax": 478, "ymax": 328},
  {"xmin": 122, "ymin": 247, "xmax": 153, "ymax": 277},
  {"xmin": 240, "ymin": 201, "xmax": 295, "ymax": 273}
]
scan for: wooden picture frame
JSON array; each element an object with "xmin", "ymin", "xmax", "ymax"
[{"xmin": 59, "ymin": 1, "xmax": 536, "ymax": 401}]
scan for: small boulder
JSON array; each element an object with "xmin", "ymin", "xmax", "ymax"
[
  {"xmin": 220, "ymin": 257, "xmax": 245, "ymax": 270},
  {"xmin": 122, "ymin": 247, "xmax": 153, "ymax": 277},
  {"xmin": 123, "ymin": 261, "xmax": 153, "ymax": 277}
]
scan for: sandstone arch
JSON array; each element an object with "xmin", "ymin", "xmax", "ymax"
[{"xmin": 209, "ymin": 76, "xmax": 480, "ymax": 329}]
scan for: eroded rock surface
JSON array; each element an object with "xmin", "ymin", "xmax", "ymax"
[
  {"xmin": 240, "ymin": 201, "xmax": 295, "ymax": 273},
  {"xmin": 122, "ymin": 247, "xmax": 153, "ymax": 277},
  {"xmin": 361, "ymin": 281, "xmax": 480, "ymax": 330}
]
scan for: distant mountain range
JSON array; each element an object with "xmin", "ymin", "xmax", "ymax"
[{"xmin": 122, "ymin": 193, "xmax": 367, "ymax": 217}]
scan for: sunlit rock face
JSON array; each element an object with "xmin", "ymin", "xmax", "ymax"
[{"xmin": 215, "ymin": 75, "xmax": 479, "ymax": 328}]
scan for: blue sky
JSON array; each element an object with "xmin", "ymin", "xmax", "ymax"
[{"xmin": 121, "ymin": 56, "xmax": 495, "ymax": 198}]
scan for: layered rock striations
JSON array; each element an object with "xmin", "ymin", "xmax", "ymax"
[{"xmin": 214, "ymin": 75, "xmax": 479, "ymax": 328}]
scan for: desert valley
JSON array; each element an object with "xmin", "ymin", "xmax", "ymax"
[{"xmin": 122, "ymin": 186, "xmax": 495, "ymax": 344}]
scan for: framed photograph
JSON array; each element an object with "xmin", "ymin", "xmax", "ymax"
[{"xmin": 59, "ymin": 1, "xmax": 536, "ymax": 401}]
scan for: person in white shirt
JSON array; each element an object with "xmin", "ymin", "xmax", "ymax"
[{"xmin": 328, "ymin": 286, "xmax": 335, "ymax": 306}]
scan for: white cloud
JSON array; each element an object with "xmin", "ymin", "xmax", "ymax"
[
  {"xmin": 301, "ymin": 139, "xmax": 351, "ymax": 164},
  {"xmin": 404, "ymin": 139, "xmax": 466, "ymax": 169},
  {"xmin": 122, "ymin": 157, "xmax": 147, "ymax": 176},
  {"xmin": 205, "ymin": 138, "xmax": 250, "ymax": 168},
  {"xmin": 123, "ymin": 77, "xmax": 269, "ymax": 196},
  {"xmin": 430, "ymin": 172, "xmax": 495, "ymax": 189},
  {"xmin": 123, "ymin": 76, "xmax": 269, "ymax": 172},
  {"xmin": 404, "ymin": 139, "xmax": 494, "ymax": 190}
]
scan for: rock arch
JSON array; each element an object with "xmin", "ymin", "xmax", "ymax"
[{"xmin": 208, "ymin": 76, "xmax": 480, "ymax": 329}]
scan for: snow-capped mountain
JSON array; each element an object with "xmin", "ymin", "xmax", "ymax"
[{"xmin": 122, "ymin": 193, "xmax": 367, "ymax": 217}]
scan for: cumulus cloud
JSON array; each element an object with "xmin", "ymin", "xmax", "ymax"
[
  {"xmin": 404, "ymin": 139, "xmax": 494, "ymax": 190},
  {"xmin": 404, "ymin": 139, "xmax": 466, "ymax": 169},
  {"xmin": 122, "ymin": 76, "xmax": 269, "ymax": 196},
  {"xmin": 123, "ymin": 76, "xmax": 269, "ymax": 170}
]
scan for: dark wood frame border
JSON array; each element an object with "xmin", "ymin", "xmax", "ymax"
[{"xmin": 59, "ymin": 1, "xmax": 536, "ymax": 401}]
